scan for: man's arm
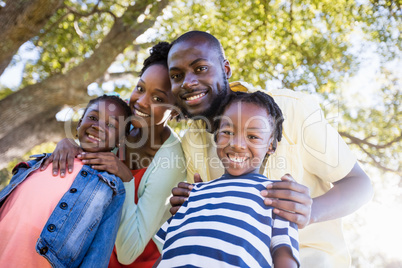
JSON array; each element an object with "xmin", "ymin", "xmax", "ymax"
[
  {"xmin": 310, "ymin": 162, "xmax": 372, "ymax": 224},
  {"xmin": 261, "ymin": 92, "xmax": 373, "ymax": 228},
  {"xmin": 262, "ymin": 162, "xmax": 373, "ymax": 227}
]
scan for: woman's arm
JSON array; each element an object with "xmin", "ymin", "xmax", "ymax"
[
  {"xmin": 78, "ymin": 152, "xmax": 133, "ymax": 182},
  {"xmin": 41, "ymin": 138, "xmax": 83, "ymax": 177},
  {"xmin": 115, "ymin": 141, "xmax": 187, "ymax": 264}
]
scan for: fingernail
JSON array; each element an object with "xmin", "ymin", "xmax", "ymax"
[
  {"xmin": 82, "ymin": 160, "xmax": 87, "ymax": 163},
  {"xmin": 68, "ymin": 169, "xmax": 72, "ymax": 173},
  {"xmin": 261, "ymin": 190, "xmax": 268, "ymax": 196},
  {"xmin": 77, "ymin": 154, "xmax": 81, "ymax": 158},
  {"xmin": 265, "ymin": 198, "xmax": 272, "ymax": 205},
  {"xmin": 53, "ymin": 172, "xmax": 57, "ymax": 176},
  {"xmin": 266, "ymin": 184, "xmax": 273, "ymax": 188},
  {"xmin": 61, "ymin": 173, "xmax": 65, "ymax": 177}
]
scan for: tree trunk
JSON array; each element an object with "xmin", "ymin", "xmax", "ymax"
[
  {"xmin": 0, "ymin": 0, "xmax": 170, "ymax": 167},
  {"xmin": 0, "ymin": 106, "xmax": 78, "ymax": 169},
  {"xmin": 0, "ymin": 0, "xmax": 64, "ymax": 75}
]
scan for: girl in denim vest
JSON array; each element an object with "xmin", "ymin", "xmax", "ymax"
[{"xmin": 0, "ymin": 95, "xmax": 131, "ymax": 268}]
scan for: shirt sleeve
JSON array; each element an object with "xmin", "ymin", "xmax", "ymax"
[
  {"xmin": 182, "ymin": 132, "xmax": 196, "ymax": 183},
  {"xmin": 270, "ymin": 213, "xmax": 300, "ymax": 267},
  {"xmin": 296, "ymin": 94, "xmax": 357, "ymax": 183},
  {"xmin": 114, "ymin": 135, "xmax": 187, "ymax": 265},
  {"xmin": 154, "ymin": 217, "xmax": 172, "ymax": 246}
]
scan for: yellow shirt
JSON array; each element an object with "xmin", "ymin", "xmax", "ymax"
[{"xmin": 182, "ymin": 81, "xmax": 356, "ymax": 267}]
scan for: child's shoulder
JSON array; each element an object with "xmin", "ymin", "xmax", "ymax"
[
  {"xmin": 12, "ymin": 153, "xmax": 51, "ymax": 175},
  {"xmin": 203, "ymin": 173, "xmax": 273, "ymax": 187}
]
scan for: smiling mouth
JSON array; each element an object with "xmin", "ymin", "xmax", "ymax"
[
  {"xmin": 88, "ymin": 134, "xmax": 101, "ymax": 142},
  {"xmin": 135, "ymin": 108, "xmax": 150, "ymax": 117},
  {"xmin": 184, "ymin": 92, "xmax": 206, "ymax": 101},
  {"xmin": 228, "ymin": 154, "xmax": 247, "ymax": 163}
]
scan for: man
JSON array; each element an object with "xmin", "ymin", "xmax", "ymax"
[{"xmin": 168, "ymin": 31, "xmax": 373, "ymax": 267}]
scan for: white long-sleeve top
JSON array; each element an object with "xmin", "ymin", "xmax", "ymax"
[{"xmin": 114, "ymin": 130, "xmax": 186, "ymax": 265}]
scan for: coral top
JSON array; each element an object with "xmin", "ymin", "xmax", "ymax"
[
  {"xmin": 0, "ymin": 159, "xmax": 82, "ymax": 267},
  {"xmin": 108, "ymin": 168, "xmax": 160, "ymax": 268}
]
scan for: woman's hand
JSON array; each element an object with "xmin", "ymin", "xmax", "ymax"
[
  {"xmin": 260, "ymin": 174, "xmax": 313, "ymax": 229},
  {"xmin": 78, "ymin": 152, "xmax": 133, "ymax": 182},
  {"xmin": 41, "ymin": 138, "xmax": 83, "ymax": 177},
  {"xmin": 169, "ymin": 173, "xmax": 202, "ymax": 215}
]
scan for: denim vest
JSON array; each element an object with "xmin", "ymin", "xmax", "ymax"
[{"xmin": 0, "ymin": 153, "xmax": 126, "ymax": 268}]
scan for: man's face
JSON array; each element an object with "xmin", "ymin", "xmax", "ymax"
[{"xmin": 168, "ymin": 38, "xmax": 231, "ymax": 119}]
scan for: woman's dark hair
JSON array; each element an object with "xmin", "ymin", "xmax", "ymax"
[
  {"xmin": 140, "ymin": 41, "xmax": 171, "ymax": 76},
  {"xmin": 213, "ymin": 91, "xmax": 284, "ymax": 151},
  {"xmin": 81, "ymin": 95, "xmax": 132, "ymax": 136}
]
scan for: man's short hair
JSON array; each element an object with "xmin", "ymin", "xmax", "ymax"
[{"xmin": 171, "ymin": 31, "xmax": 226, "ymax": 60}]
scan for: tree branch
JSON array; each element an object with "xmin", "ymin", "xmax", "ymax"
[
  {"xmin": 96, "ymin": 71, "xmax": 140, "ymax": 84},
  {"xmin": 353, "ymin": 139, "xmax": 400, "ymax": 175},
  {"xmin": 0, "ymin": 0, "xmax": 64, "ymax": 75},
  {"xmin": 0, "ymin": 106, "xmax": 78, "ymax": 169},
  {"xmin": 339, "ymin": 131, "xmax": 402, "ymax": 150},
  {"xmin": 0, "ymin": 0, "xmax": 170, "ymax": 164}
]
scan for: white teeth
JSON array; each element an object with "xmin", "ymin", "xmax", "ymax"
[
  {"xmin": 135, "ymin": 109, "xmax": 150, "ymax": 117},
  {"xmin": 185, "ymin": 93, "xmax": 206, "ymax": 101},
  {"xmin": 229, "ymin": 155, "xmax": 246, "ymax": 163},
  {"xmin": 88, "ymin": 134, "xmax": 101, "ymax": 142}
]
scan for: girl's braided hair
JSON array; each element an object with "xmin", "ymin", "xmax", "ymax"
[{"xmin": 213, "ymin": 91, "xmax": 284, "ymax": 152}]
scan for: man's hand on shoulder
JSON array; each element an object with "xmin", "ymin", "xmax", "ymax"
[
  {"xmin": 169, "ymin": 173, "xmax": 203, "ymax": 215},
  {"xmin": 261, "ymin": 174, "xmax": 313, "ymax": 229}
]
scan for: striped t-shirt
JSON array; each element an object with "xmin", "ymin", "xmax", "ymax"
[{"xmin": 155, "ymin": 173, "xmax": 300, "ymax": 267}]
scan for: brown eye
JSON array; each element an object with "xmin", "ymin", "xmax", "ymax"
[
  {"xmin": 170, "ymin": 73, "xmax": 181, "ymax": 80},
  {"xmin": 107, "ymin": 123, "xmax": 116, "ymax": 129},
  {"xmin": 220, "ymin": 130, "xmax": 233, "ymax": 136},
  {"xmin": 153, "ymin": 96, "xmax": 163, "ymax": 103},
  {"xmin": 196, "ymin": 66, "xmax": 207, "ymax": 72}
]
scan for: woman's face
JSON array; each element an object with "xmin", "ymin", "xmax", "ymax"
[{"xmin": 129, "ymin": 64, "xmax": 178, "ymax": 129}]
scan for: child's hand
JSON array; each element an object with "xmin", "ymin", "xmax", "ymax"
[
  {"xmin": 260, "ymin": 174, "xmax": 312, "ymax": 229},
  {"xmin": 78, "ymin": 152, "xmax": 133, "ymax": 182},
  {"xmin": 169, "ymin": 173, "xmax": 203, "ymax": 215},
  {"xmin": 41, "ymin": 138, "xmax": 83, "ymax": 177}
]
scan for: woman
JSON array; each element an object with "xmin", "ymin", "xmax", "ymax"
[{"xmin": 42, "ymin": 42, "xmax": 186, "ymax": 267}]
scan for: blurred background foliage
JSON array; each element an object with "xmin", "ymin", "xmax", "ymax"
[{"xmin": 0, "ymin": 0, "xmax": 401, "ymax": 267}]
